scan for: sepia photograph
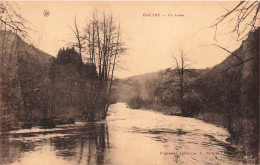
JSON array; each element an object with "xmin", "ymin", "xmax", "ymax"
[{"xmin": 0, "ymin": 1, "xmax": 259, "ymax": 165}]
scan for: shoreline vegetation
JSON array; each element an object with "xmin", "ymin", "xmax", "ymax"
[
  {"xmin": 129, "ymin": 103, "xmax": 228, "ymax": 130},
  {"xmin": 0, "ymin": 1, "xmax": 259, "ymax": 163},
  {"xmin": 0, "ymin": 9, "xmax": 124, "ymax": 131},
  {"xmin": 124, "ymin": 28, "xmax": 259, "ymax": 159}
]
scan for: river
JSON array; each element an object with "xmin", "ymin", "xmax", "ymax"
[{"xmin": 0, "ymin": 103, "xmax": 247, "ymax": 165}]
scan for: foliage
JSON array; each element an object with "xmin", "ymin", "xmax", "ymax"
[
  {"xmin": 127, "ymin": 97, "xmax": 144, "ymax": 109},
  {"xmin": 56, "ymin": 47, "xmax": 83, "ymax": 72},
  {"xmin": 183, "ymin": 28, "xmax": 259, "ymax": 157},
  {"xmin": 70, "ymin": 12, "xmax": 125, "ymax": 117}
]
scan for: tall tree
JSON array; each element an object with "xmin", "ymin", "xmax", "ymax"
[
  {"xmin": 172, "ymin": 50, "xmax": 194, "ymax": 115},
  {"xmin": 70, "ymin": 12, "xmax": 125, "ymax": 119},
  {"xmin": 0, "ymin": 2, "xmax": 30, "ymax": 119}
]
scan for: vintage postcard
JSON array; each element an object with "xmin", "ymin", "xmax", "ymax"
[{"xmin": 0, "ymin": 1, "xmax": 259, "ymax": 165}]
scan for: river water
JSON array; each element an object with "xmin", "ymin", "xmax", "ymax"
[{"xmin": 0, "ymin": 103, "xmax": 248, "ymax": 165}]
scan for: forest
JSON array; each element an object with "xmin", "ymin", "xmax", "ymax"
[
  {"xmin": 0, "ymin": 1, "xmax": 259, "ymax": 162},
  {"xmin": 0, "ymin": 3, "xmax": 123, "ymax": 130}
]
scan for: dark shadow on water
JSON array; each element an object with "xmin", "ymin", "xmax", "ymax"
[
  {"xmin": 0, "ymin": 123, "xmax": 110, "ymax": 165},
  {"xmin": 203, "ymin": 134, "xmax": 244, "ymax": 161},
  {"xmin": 50, "ymin": 123, "xmax": 110, "ymax": 164},
  {"xmin": 128, "ymin": 126, "xmax": 246, "ymax": 164},
  {"xmin": 130, "ymin": 127, "xmax": 189, "ymax": 136},
  {"xmin": 0, "ymin": 133, "xmax": 38, "ymax": 164}
]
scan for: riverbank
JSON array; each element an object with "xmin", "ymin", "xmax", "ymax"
[
  {"xmin": 143, "ymin": 104, "xmax": 182, "ymax": 116},
  {"xmin": 132, "ymin": 103, "xmax": 228, "ymax": 129},
  {"xmin": 1, "ymin": 102, "xmax": 247, "ymax": 165},
  {"xmin": 1, "ymin": 115, "xmax": 75, "ymax": 132}
]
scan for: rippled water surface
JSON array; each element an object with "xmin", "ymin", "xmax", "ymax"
[{"xmin": 0, "ymin": 103, "xmax": 247, "ymax": 165}]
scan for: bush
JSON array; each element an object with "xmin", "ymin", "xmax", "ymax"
[
  {"xmin": 182, "ymin": 93, "xmax": 202, "ymax": 117},
  {"xmin": 127, "ymin": 97, "xmax": 144, "ymax": 109}
]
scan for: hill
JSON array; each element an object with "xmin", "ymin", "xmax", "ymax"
[
  {"xmin": 183, "ymin": 28, "xmax": 259, "ymax": 157},
  {"xmin": 116, "ymin": 70, "xmax": 163, "ymax": 102},
  {"xmin": 117, "ymin": 28, "xmax": 259, "ymax": 158},
  {"xmin": 0, "ymin": 30, "xmax": 55, "ymax": 130},
  {"xmin": 117, "ymin": 68, "xmax": 205, "ymax": 104}
]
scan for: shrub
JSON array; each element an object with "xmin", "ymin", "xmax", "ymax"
[
  {"xmin": 182, "ymin": 93, "xmax": 202, "ymax": 117},
  {"xmin": 127, "ymin": 97, "xmax": 144, "ymax": 109}
]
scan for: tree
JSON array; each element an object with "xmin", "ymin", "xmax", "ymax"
[
  {"xmin": 0, "ymin": 2, "xmax": 31, "ymax": 123},
  {"xmin": 70, "ymin": 12, "xmax": 125, "ymax": 118},
  {"xmin": 0, "ymin": 2, "xmax": 31, "ymax": 43},
  {"xmin": 173, "ymin": 51, "xmax": 185, "ymax": 114},
  {"xmin": 49, "ymin": 47, "xmax": 91, "ymax": 120},
  {"xmin": 132, "ymin": 80, "xmax": 142, "ymax": 100},
  {"xmin": 56, "ymin": 47, "xmax": 83, "ymax": 73},
  {"xmin": 127, "ymin": 80, "xmax": 143, "ymax": 109},
  {"xmin": 172, "ymin": 50, "xmax": 195, "ymax": 115},
  {"xmin": 211, "ymin": 1, "xmax": 260, "ymax": 41},
  {"xmin": 144, "ymin": 76, "xmax": 163, "ymax": 102},
  {"xmin": 205, "ymin": 2, "xmax": 260, "ymax": 74},
  {"xmin": 70, "ymin": 16, "xmax": 84, "ymax": 56}
]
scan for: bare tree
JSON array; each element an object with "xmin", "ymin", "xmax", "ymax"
[
  {"xmin": 211, "ymin": 1, "xmax": 260, "ymax": 40},
  {"xmin": 203, "ymin": 2, "xmax": 260, "ymax": 73},
  {"xmin": 200, "ymin": 43, "xmax": 254, "ymax": 73},
  {"xmin": 70, "ymin": 16, "xmax": 84, "ymax": 56},
  {"xmin": 0, "ymin": 2, "xmax": 35, "ymax": 127},
  {"xmin": 172, "ymin": 50, "xmax": 194, "ymax": 115},
  {"xmin": 0, "ymin": 2, "xmax": 31, "ymax": 41},
  {"xmin": 70, "ymin": 12, "xmax": 125, "ymax": 119}
]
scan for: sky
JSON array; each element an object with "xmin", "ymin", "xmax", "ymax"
[{"xmin": 16, "ymin": 1, "xmax": 247, "ymax": 78}]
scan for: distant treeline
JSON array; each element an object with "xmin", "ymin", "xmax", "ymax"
[{"xmin": 123, "ymin": 28, "xmax": 259, "ymax": 158}]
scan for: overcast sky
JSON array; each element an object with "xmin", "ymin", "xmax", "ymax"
[{"xmin": 17, "ymin": 1, "xmax": 245, "ymax": 78}]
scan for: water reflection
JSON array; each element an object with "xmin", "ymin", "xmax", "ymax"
[
  {"xmin": 0, "ymin": 123, "xmax": 110, "ymax": 165},
  {"xmin": 50, "ymin": 123, "xmax": 110, "ymax": 164},
  {"xmin": 0, "ymin": 103, "xmax": 252, "ymax": 165},
  {"xmin": 0, "ymin": 134, "xmax": 24, "ymax": 164}
]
